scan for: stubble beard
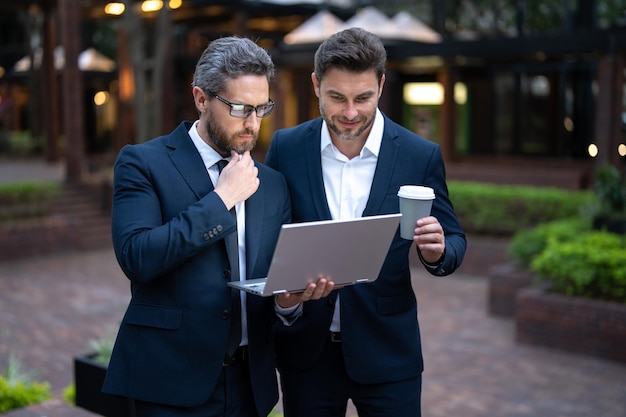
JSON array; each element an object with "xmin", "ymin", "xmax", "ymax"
[{"xmin": 320, "ymin": 104, "xmax": 375, "ymax": 143}]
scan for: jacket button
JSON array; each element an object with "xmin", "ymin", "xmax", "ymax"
[
  {"xmin": 203, "ymin": 232, "xmax": 210, "ymax": 241},
  {"xmin": 217, "ymin": 225, "xmax": 223, "ymax": 232},
  {"xmin": 221, "ymin": 310, "xmax": 231, "ymax": 319},
  {"xmin": 223, "ymin": 270, "xmax": 231, "ymax": 279}
]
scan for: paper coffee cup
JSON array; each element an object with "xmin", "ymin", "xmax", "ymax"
[{"xmin": 397, "ymin": 185, "xmax": 435, "ymax": 240}]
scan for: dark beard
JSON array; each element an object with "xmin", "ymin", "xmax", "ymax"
[{"xmin": 205, "ymin": 115, "xmax": 257, "ymax": 156}]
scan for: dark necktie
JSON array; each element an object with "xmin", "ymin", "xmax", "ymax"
[{"xmin": 216, "ymin": 159, "xmax": 242, "ymax": 357}]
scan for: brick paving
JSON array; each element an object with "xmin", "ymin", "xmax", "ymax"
[{"xmin": 1, "ymin": 246, "xmax": 625, "ymax": 416}]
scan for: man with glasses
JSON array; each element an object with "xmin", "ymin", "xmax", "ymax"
[{"xmin": 103, "ymin": 36, "xmax": 332, "ymax": 417}]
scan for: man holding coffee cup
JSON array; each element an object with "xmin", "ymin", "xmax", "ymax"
[{"xmin": 265, "ymin": 27, "xmax": 466, "ymax": 417}]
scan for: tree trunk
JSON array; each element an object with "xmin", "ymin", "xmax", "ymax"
[{"xmin": 121, "ymin": 1, "xmax": 172, "ymax": 143}]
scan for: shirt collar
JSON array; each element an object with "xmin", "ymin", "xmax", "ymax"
[
  {"xmin": 320, "ymin": 108, "xmax": 384, "ymax": 158},
  {"xmin": 188, "ymin": 120, "xmax": 228, "ymax": 168}
]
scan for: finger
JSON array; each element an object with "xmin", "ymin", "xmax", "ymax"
[
  {"xmin": 309, "ymin": 285, "xmax": 325, "ymax": 299},
  {"xmin": 313, "ymin": 280, "xmax": 336, "ymax": 299},
  {"xmin": 230, "ymin": 150, "xmax": 244, "ymax": 161},
  {"xmin": 416, "ymin": 216, "xmax": 436, "ymax": 226},
  {"xmin": 321, "ymin": 282, "xmax": 335, "ymax": 297},
  {"xmin": 301, "ymin": 282, "xmax": 317, "ymax": 301}
]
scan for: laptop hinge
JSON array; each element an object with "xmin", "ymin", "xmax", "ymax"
[
  {"xmin": 272, "ymin": 289, "xmax": 287, "ymax": 294},
  {"xmin": 355, "ymin": 278, "xmax": 369, "ymax": 283}
]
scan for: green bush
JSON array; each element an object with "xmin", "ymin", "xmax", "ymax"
[
  {"xmin": 530, "ymin": 232, "xmax": 626, "ymax": 303},
  {"xmin": 448, "ymin": 181, "xmax": 592, "ymax": 235},
  {"xmin": 0, "ymin": 131, "xmax": 42, "ymax": 156},
  {"xmin": 585, "ymin": 162, "xmax": 626, "ymax": 220},
  {"xmin": 0, "ymin": 355, "xmax": 52, "ymax": 412},
  {"xmin": 0, "ymin": 181, "xmax": 61, "ymax": 221},
  {"xmin": 63, "ymin": 383, "xmax": 75, "ymax": 404},
  {"xmin": 507, "ymin": 217, "xmax": 591, "ymax": 267}
]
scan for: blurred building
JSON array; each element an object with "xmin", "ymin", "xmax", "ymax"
[{"xmin": 0, "ymin": 0, "xmax": 624, "ymax": 186}]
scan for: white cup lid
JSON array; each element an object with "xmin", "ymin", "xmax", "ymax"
[{"xmin": 397, "ymin": 185, "xmax": 435, "ymax": 199}]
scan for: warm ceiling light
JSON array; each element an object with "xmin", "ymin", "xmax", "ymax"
[
  {"xmin": 404, "ymin": 83, "xmax": 443, "ymax": 105},
  {"xmin": 104, "ymin": 2, "xmax": 125, "ymax": 15},
  {"xmin": 141, "ymin": 0, "xmax": 163, "ymax": 13},
  {"xmin": 169, "ymin": 0, "xmax": 182, "ymax": 9},
  {"xmin": 94, "ymin": 91, "xmax": 110, "ymax": 106},
  {"xmin": 403, "ymin": 82, "xmax": 467, "ymax": 105}
]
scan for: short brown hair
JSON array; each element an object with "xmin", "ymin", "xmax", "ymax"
[{"xmin": 313, "ymin": 27, "xmax": 386, "ymax": 84}]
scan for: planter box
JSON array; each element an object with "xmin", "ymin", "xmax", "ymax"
[
  {"xmin": 74, "ymin": 354, "xmax": 135, "ymax": 417},
  {"xmin": 487, "ymin": 262, "xmax": 534, "ymax": 317},
  {"xmin": 515, "ymin": 285, "xmax": 626, "ymax": 363}
]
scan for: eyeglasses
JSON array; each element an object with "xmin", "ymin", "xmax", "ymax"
[{"xmin": 211, "ymin": 93, "xmax": 275, "ymax": 119}]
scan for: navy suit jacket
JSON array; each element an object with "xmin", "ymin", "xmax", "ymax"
[
  {"xmin": 102, "ymin": 121, "xmax": 290, "ymax": 415},
  {"xmin": 265, "ymin": 115, "xmax": 466, "ymax": 384}
]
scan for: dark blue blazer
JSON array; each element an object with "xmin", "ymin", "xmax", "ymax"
[
  {"xmin": 102, "ymin": 121, "xmax": 290, "ymax": 415},
  {"xmin": 265, "ymin": 115, "xmax": 466, "ymax": 384}
]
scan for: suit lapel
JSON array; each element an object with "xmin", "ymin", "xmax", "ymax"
[
  {"xmin": 363, "ymin": 122, "xmax": 399, "ymax": 216},
  {"xmin": 304, "ymin": 123, "xmax": 332, "ymax": 220},
  {"xmin": 167, "ymin": 123, "xmax": 214, "ymax": 199}
]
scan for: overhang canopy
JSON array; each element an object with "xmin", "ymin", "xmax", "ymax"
[
  {"xmin": 282, "ymin": 6, "xmax": 441, "ymax": 47},
  {"xmin": 283, "ymin": 10, "xmax": 345, "ymax": 45}
]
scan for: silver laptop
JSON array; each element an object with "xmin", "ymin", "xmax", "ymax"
[{"xmin": 228, "ymin": 213, "xmax": 401, "ymax": 297}]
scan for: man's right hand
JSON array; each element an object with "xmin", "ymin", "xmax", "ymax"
[{"xmin": 214, "ymin": 150, "xmax": 259, "ymax": 210}]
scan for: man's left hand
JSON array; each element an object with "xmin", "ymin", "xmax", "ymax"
[
  {"xmin": 413, "ymin": 216, "xmax": 445, "ymax": 264},
  {"xmin": 275, "ymin": 275, "xmax": 335, "ymax": 308}
]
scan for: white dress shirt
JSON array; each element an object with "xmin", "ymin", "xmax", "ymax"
[
  {"xmin": 321, "ymin": 109, "xmax": 384, "ymax": 332},
  {"xmin": 189, "ymin": 121, "xmax": 248, "ymax": 346}
]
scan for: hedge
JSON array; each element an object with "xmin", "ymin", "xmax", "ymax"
[{"xmin": 447, "ymin": 181, "xmax": 592, "ymax": 236}]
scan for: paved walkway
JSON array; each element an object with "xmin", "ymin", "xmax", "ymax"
[
  {"xmin": 1, "ymin": 246, "xmax": 625, "ymax": 416},
  {"xmin": 0, "ymin": 159, "xmax": 65, "ymax": 184}
]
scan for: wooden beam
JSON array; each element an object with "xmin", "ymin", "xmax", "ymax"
[
  {"xmin": 594, "ymin": 53, "xmax": 625, "ymax": 169},
  {"xmin": 41, "ymin": 6, "xmax": 60, "ymax": 162},
  {"xmin": 58, "ymin": 0, "xmax": 85, "ymax": 182}
]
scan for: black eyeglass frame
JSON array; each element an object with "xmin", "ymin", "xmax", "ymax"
[{"xmin": 211, "ymin": 93, "xmax": 275, "ymax": 119}]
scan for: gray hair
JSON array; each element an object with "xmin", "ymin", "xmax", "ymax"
[
  {"xmin": 192, "ymin": 36, "xmax": 275, "ymax": 94},
  {"xmin": 314, "ymin": 27, "xmax": 386, "ymax": 84}
]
